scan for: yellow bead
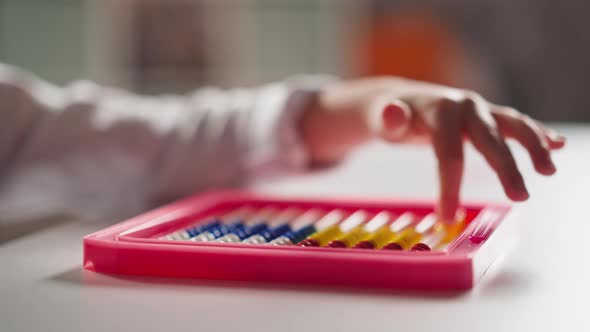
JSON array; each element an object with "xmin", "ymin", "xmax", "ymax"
[
  {"xmin": 392, "ymin": 228, "xmax": 423, "ymax": 250},
  {"xmin": 363, "ymin": 226, "xmax": 400, "ymax": 249},
  {"xmin": 301, "ymin": 225, "xmax": 343, "ymax": 247},
  {"xmin": 435, "ymin": 211, "xmax": 467, "ymax": 244},
  {"xmin": 329, "ymin": 226, "xmax": 371, "ymax": 248}
]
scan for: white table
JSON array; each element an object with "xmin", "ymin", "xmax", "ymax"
[{"xmin": 2, "ymin": 124, "xmax": 588, "ymax": 332}]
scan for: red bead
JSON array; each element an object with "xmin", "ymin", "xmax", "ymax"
[
  {"xmin": 382, "ymin": 242, "xmax": 403, "ymax": 250},
  {"xmin": 353, "ymin": 241, "xmax": 375, "ymax": 249},
  {"xmin": 410, "ymin": 243, "xmax": 431, "ymax": 251},
  {"xmin": 327, "ymin": 240, "xmax": 346, "ymax": 248},
  {"xmin": 298, "ymin": 239, "xmax": 320, "ymax": 247}
]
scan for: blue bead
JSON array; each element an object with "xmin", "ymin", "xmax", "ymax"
[
  {"xmin": 210, "ymin": 223, "xmax": 238, "ymax": 238},
  {"xmin": 293, "ymin": 225, "xmax": 316, "ymax": 243},
  {"xmin": 238, "ymin": 224, "xmax": 268, "ymax": 240},
  {"xmin": 227, "ymin": 223, "xmax": 246, "ymax": 233},
  {"xmin": 186, "ymin": 220, "xmax": 221, "ymax": 237},
  {"xmin": 281, "ymin": 230, "xmax": 296, "ymax": 241},
  {"xmin": 265, "ymin": 224, "xmax": 291, "ymax": 241},
  {"xmin": 256, "ymin": 229, "xmax": 272, "ymax": 241},
  {"xmin": 186, "ymin": 228, "xmax": 199, "ymax": 237},
  {"xmin": 209, "ymin": 226, "xmax": 226, "ymax": 238},
  {"xmin": 301, "ymin": 225, "xmax": 317, "ymax": 237}
]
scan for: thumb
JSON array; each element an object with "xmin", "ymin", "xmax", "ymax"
[{"xmin": 368, "ymin": 98, "xmax": 412, "ymax": 142}]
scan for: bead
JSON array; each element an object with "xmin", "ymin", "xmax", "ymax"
[
  {"xmin": 168, "ymin": 233, "xmax": 185, "ymax": 240},
  {"xmin": 353, "ymin": 241, "xmax": 375, "ymax": 249},
  {"xmin": 327, "ymin": 225, "xmax": 371, "ymax": 248},
  {"xmin": 354, "ymin": 212, "xmax": 415, "ymax": 248},
  {"xmin": 292, "ymin": 225, "xmax": 317, "ymax": 243},
  {"xmin": 298, "ymin": 225, "xmax": 342, "ymax": 247},
  {"xmin": 264, "ymin": 224, "xmax": 292, "ymax": 241},
  {"xmin": 269, "ymin": 231, "xmax": 294, "ymax": 244},
  {"xmin": 216, "ymin": 233, "xmax": 241, "ymax": 243},
  {"xmin": 382, "ymin": 242, "xmax": 403, "ymax": 250},
  {"xmin": 192, "ymin": 223, "xmax": 244, "ymax": 242},
  {"xmin": 162, "ymin": 204, "xmax": 253, "ymax": 240},
  {"xmin": 352, "ymin": 227, "xmax": 393, "ymax": 249},
  {"xmin": 186, "ymin": 220, "xmax": 222, "ymax": 237},
  {"xmin": 382, "ymin": 213, "xmax": 436, "ymax": 250},
  {"xmin": 298, "ymin": 210, "xmax": 366, "ymax": 247},
  {"xmin": 410, "ymin": 243, "xmax": 431, "ymax": 251},
  {"xmin": 243, "ymin": 224, "xmax": 268, "ymax": 239},
  {"xmin": 191, "ymin": 232, "xmax": 216, "ymax": 242},
  {"xmin": 328, "ymin": 211, "xmax": 391, "ymax": 248},
  {"xmin": 217, "ymin": 224, "xmax": 269, "ymax": 243},
  {"xmin": 299, "ymin": 238, "xmax": 320, "ymax": 247},
  {"xmin": 243, "ymin": 224, "xmax": 291, "ymax": 244},
  {"xmin": 382, "ymin": 227, "xmax": 422, "ymax": 250},
  {"xmin": 411, "ymin": 229, "xmax": 447, "ymax": 251},
  {"xmin": 162, "ymin": 230, "xmax": 191, "ymax": 240},
  {"xmin": 265, "ymin": 209, "xmax": 321, "ymax": 245},
  {"xmin": 242, "ymin": 234, "xmax": 267, "ymax": 244},
  {"xmin": 177, "ymin": 232, "xmax": 191, "ymax": 240},
  {"xmin": 327, "ymin": 240, "xmax": 347, "ymax": 248},
  {"xmin": 268, "ymin": 224, "xmax": 317, "ymax": 245},
  {"xmin": 435, "ymin": 209, "xmax": 467, "ymax": 244},
  {"xmin": 215, "ymin": 206, "xmax": 278, "ymax": 243},
  {"xmin": 268, "ymin": 236, "xmax": 293, "ymax": 245}
]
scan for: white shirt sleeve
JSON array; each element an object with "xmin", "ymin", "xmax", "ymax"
[{"xmin": 0, "ymin": 63, "xmax": 331, "ymax": 221}]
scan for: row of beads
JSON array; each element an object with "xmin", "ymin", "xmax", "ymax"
[
  {"xmin": 161, "ymin": 207, "xmax": 320, "ymax": 245},
  {"xmin": 161, "ymin": 206, "xmax": 465, "ymax": 251}
]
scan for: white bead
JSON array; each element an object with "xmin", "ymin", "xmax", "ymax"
[
  {"xmin": 243, "ymin": 234, "xmax": 267, "ymax": 244},
  {"xmin": 269, "ymin": 236, "xmax": 292, "ymax": 245},
  {"xmin": 216, "ymin": 233, "xmax": 241, "ymax": 243},
  {"xmin": 191, "ymin": 232, "xmax": 216, "ymax": 242},
  {"xmin": 170, "ymin": 233, "xmax": 185, "ymax": 240}
]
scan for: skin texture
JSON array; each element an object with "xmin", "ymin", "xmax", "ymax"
[{"xmin": 299, "ymin": 77, "xmax": 566, "ymax": 223}]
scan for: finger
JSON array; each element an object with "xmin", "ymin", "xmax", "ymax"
[
  {"xmin": 462, "ymin": 98, "xmax": 529, "ymax": 201},
  {"xmin": 492, "ymin": 105, "xmax": 566, "ymax": 149},
  {"xmin": 432, "ymin": 98, "xmax": 464, "ymax": 223},
  {"xmin": 532, "ymin": 122, "xmax": 566, "ymax": 149},
  {"xmin": 492, "ymin": 107, "xmax": 556, "ymax": 175},
  {"xmin": 542, "ymin": 127, "xmax": 567, "ymax": 149}
]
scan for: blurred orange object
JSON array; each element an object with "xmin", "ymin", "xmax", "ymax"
[{"xmin": 355, "ymin": 10, "xmax": 467, "ymax": 86}]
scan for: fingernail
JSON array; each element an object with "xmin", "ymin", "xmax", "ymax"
[
  {"xmin": 546, "ymin": 162, "xmax": 557, "ymax": 174},
  {"xmin": 543, "ymin": 156, "xmax": 557, "ymax": 175},
  {"xmin": 516, "ymin": 188, "xmax": 530, "ymax": 201},
  {"xmin": 382, "ymin": 102, "xmax": 410, "ymax": 140},
  {"xmin": 548, "ymin": 130, "xmax": 566, "ymax": 142}
]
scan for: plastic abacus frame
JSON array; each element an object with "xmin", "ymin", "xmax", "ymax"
[{"xmin": 83, "ymin": 191, "xmax": 518, "ymax": 290}]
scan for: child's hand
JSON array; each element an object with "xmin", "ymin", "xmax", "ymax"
[{"xmin": 299, "ymin": 77, "xmax": 566, "ymax": 222}]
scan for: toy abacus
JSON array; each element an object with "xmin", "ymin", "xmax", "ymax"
[{"xmin": 83, "ymin": 191, "xmax": 518, "ymax": 290}]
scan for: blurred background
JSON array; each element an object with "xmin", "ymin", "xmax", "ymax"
[{"xmin": 1, "ymin": 0, "xmax": 589, "ymax": 121}]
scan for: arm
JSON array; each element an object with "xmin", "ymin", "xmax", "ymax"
[
  {"xmin": 0, "ymin": 64, "xmax": 322, "ymax": 219},
  {"xmin": 299, "ymin": 77, "xmax": 566, "ymax": 222}
]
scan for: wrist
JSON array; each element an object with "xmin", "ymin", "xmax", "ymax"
[{"xmin": 298, "ymin": 85, "xmax": 373, "ymax": 165}]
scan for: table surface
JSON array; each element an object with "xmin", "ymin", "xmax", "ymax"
[{"xmin": 1, "ymin": 124, "xmax": 588, "ymax": 332}]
